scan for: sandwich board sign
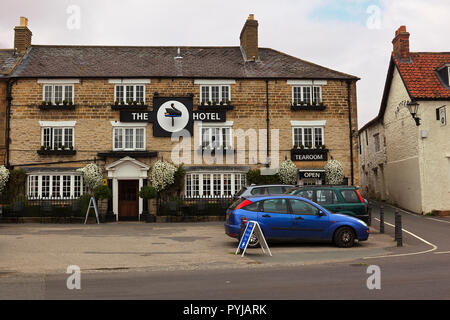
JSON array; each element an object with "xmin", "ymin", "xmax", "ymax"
[
  {"xmin": 84, "ymin": 197, "xmax": 100, "ymax": 225},
  {"xmin": 235, "ymin": 221, "xmax": 272, "ymax": 257}
]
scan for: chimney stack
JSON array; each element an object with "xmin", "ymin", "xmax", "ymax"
[
  {"xmin": 14, "ymin": 17, "xmax": 32, "ymax": 54},
  {"xmin": 240, "ymin": 14, "xmax": 259, "ymax": 61},
  {"xmin": 392, "ymin": 26, "xmax": 410, "ymax": 62}
]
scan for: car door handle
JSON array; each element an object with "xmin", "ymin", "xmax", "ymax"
[
  {"xmin": 262, "ymin": 214, "xmax": 271, "ymax": 218},
  {"xmin": 295, "ymin": 216, "xmax": 304, "ymax": 220}
]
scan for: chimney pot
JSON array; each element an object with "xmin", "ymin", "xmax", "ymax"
[{"xmin": 20, "ymin": 17, "xmax": 28, "ymax": 27}]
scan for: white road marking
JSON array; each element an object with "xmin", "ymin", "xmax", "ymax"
[
  {"xmin": 364, "ymin": 218, "xmax": 438, "ymax": 259},
  {"xmin": 426, "ymin": 217, "xmax": 450, "ymax": 224},
  {"xmin": 434, "ymin": 251, "xmax": 450, "ymax": 255}
]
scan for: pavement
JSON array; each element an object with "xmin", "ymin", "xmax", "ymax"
[
  {"xmin": 0, "ymin": 220, "xmax": 393, "ymax": 275},
  {"xmin": 1, "ymin": 201, "xmax": 449, "ymax": 299}
]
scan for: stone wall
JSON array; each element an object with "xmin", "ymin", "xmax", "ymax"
[{"xmin": 9, "ymin": 78, "xmax": 359, "ymax": 185}]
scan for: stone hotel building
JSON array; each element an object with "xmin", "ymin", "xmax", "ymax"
[{"xmin": 4, "ymin": 15, "xmax": 360, "ymax": 221}]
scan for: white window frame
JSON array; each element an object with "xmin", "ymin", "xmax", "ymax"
[
  {"xmin": 27, "ymin": 174, "xmax": 84, "ymax": 200},
  {"xmin": 185, "ymin": 172, "xmax": 246, "ymax": 198},
  {"xmin": 111, "ymin": 122, "xmax": 147, "ymax": 151},
  {"xmin": 199, "ymin": 85, "xmax": 231, "ymax": 104},
  {"xmin": 291, "ymin": 121, "xmax": 326, "ymax": 148},
  {"xmin": 198, "ymin": 122, "xmax": 234, "ymax": 149},
  {"xmin": 39, "ymin": 121, "xmax": 76, "ymax": 149},
  {"xmin": 42, "ymin": 84, "xmax": 75, "ymax": 104},
  {"xmin": 114, "ymin": 84, "xmax": 146, "ymax": 104},
  {"xmin": 291, "ymin": 86, "xmax": 323, "ymax": 104}
]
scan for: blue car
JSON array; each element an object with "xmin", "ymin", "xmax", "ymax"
[{"xmin": 225, "ymin": 195, "xmax": 370, "ymax": 248}]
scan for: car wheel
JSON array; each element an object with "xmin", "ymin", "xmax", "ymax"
[
  {"xmin": 334, "ymin": 227, "xmax": 356, "ymax": 248},
  {"xmin": 238, "ymin": 230, "xmax": 260, "ymax": 248}
]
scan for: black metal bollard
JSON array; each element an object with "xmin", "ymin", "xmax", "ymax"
[
  {"xmin": 395, "ymin": 210, "xmax": 403, "ymax": 247},
  {"xmin": 367, "ymin": 205, "xmax": 372, "ymax": 227},
  {"xmin": 379, "ymin": 205, "xmax": 385, "ymax": 234}
]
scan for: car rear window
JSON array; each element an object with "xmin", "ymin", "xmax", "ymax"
[
  {"xmin": 242, "ymin": 201, "xmax": 260, "ymax": 212},
  {"xmin": 292, "ymin": 189, "xmax": 314, "ymax": 201},
  {"xmin": 316, "ymin": 190, "xmax": 338, "ymax": 204},
  {"xmin": 250, "ymin": 187, "xmax": 265, "ymax": 195},
  {"xmin": 234, "ymin": 187, "xmax": 247, "ymax": 197},
  {"xmin": 267, "ymin": 186, "xmax": 284, "ymax": 194},
  {"xmin": 261, "ymin": 198, "xmax": 289, "ymax": 214},
  {"xmin": 339, "ymin": 190, "xmax": 360, "ymax": 203}
]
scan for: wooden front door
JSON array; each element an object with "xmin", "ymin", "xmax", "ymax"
[{"xmin": 118, "ymin": 180, "xmax": 139, "ymax": 220}]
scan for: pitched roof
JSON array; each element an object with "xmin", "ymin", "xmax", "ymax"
[
  {"xmin": 0, "ymin": 49, "xmax": 21, "ymax": 77},
  {"xmin": 393, "ymin": 52, "xmax": 450, "ymax": 99},
  {"xmin": 360, "ymin": 51, "xmax": 450, "ymax": 131},
  {"xmin": 11, "ymin": 45, "xmax": 358, "ymax": 80}
]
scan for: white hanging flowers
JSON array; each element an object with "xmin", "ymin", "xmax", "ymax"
[
  {"xmin": 325, "ymin": 160, "xmax": 344, "ymax": 185},
  {"xmin": 77, "ymin": 163, "xmax": 103, "ymax": 192},
  {"xmin": 278, "ymin": 160, "xmax": 298, "ymax": 185},
  {"xmin": 150, "ymin": 160, "xmax": 177, "ymax": 192},
  {"xmin": 0, "ymin": 165, "xmax": 10, "ymax": 194}
]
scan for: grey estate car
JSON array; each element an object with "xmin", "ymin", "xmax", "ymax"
[{"xmin": 234, "ymin": 184, "xmax": 295, "ymax": 200}]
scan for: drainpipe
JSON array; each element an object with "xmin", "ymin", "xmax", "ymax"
[
  {"xmin": 5, "ymin": 78, "xmax": 16, "ymax": 168},
  {"xmin": 347, "ymin": 80, "xmax": 355, "ymax": 186},
  {"xmin": 265, "ymin": 80, "xmax": 270, "ymax": 167}
]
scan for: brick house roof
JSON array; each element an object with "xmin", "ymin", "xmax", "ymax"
[
  {"xmin": 11, "ymin": 45, "xmax": 358, "ymax": 80},
  {"xmin": 393, "ymin": 52, "xmax": 450, "ymax": 99}
]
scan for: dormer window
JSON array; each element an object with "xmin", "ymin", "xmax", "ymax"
[{"xmin": 436, "ymin": 64, "xmax": 450, "ymax": 88}]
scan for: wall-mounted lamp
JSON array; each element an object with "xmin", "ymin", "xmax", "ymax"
[{"xmin": 406, "ymin": 100, "xmax": 421, "ymax": 126}]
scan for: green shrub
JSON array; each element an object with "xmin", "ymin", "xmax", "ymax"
[
  {"xmin": 139, "ymin": 185, "xmax": 158, "ymax": 199},
  {"xmin": 246, "ymin": 169, "xmax": 281, "ymax": 185},
  {"xmin": 93, "ymin": 185, "xmax": 112, "ymax": 200}
]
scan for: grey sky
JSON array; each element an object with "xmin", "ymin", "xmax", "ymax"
[{"xmin": 1, "ymin": 0, "xmax": 449, "ymax": 128}]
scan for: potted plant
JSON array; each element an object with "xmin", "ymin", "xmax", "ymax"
[
  {"xmin": 300, "ymin": 144, "xmax": 305, "ymax": 150},
  {"xmin": 93, "ymin": 185, "xmax": 112, "ymax": 216},
  {"xmin": 46, "ymin": 145, "xmax": 51, "ymax": 151},
  {"xmin": 200, "ymin": 100, "xmax": 205, "ymax": 106},
  {"xmin": 69, "ymin": 145, "xmax": 74, "ymax": 151},
  {"xmin": 114, "ymin": 100, "xmax": 119, "ymax": 106},
  {"xmin": 293, "ymin": 101, "xmax": 298, "ymax": 106},
  {"xmin": 140, "ymin": 101, "xmax": 145, "ymax": 106},
  {"xmin": 55, "ymin": 100, "xmax": 60, "ymax": 106},
  {"xmin": 212, "ymin": 100, "xmax": 217, "ymax": 106},
  {"xmin": 68, "ymin": 100, "xmax": 73, "ymax": 106},
  {"xmin": 61, "ymin": 145, "xmax": 66, "ymax": 151},
  {"xmin": 120, "ymin": 100, "xmax": 126, "ymax": 105},
  {"xmin": 40, "ymin": 145, "xmax": 46, "ymax": 151},
  {"xmin": 139, "ymin": 185, "xmax": 158, "ymax": 220},
  {"xmin": 300, "ymin": 100, "xmax": 305, "ymax": 106},
  {"xmin": 47, "ymin": 101, "xmax": 52, "ymax": 106},
  {"xmin": 293, "ymin": 144, "xmax": 298, "ymax": 150},
  {"xmin": 207, "ymin": 101, "xmax": 212, "ymax": 106},
  {"xmin": 63, "ymin": 100, "xmax": 68, "ymax": 106},
  {"xmin": 127, "ymin": 100, "xmax": 133, "ymax": 105},
  {"xmin": 41, "ymin": 101, "xmax": 47, "ymax": 107},
  {"xmin": 220, "ymin": 100, "xmax": 224, "ymax": 106},
  {"xmin": 133, "ymin": 100, "xmax": 138, "ymax": 106}
]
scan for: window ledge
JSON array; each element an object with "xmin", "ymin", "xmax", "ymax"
[
  {"xmin": 38, "ymin": 104, "xmax": 76, "ymax": 110},
  {"xmin": 291, "ymin": 104, "xmax": 326, "ymax": 111},
  {"xmin": 97, "ymin": 151, "xmax": 158, "ymax": 158},
  {"xmin": 37, "ymin": 150, "xmax": 77, "ymax": 156},
  {"xmin": 197, "ymin": 105, "xmax": 235, "ymax": 111},
  {"xmin": 111, "ymin": 104, "xmax": 149, "ymax": 110},
  {"xmin": 196, "ymin": 148, "xmax": 236, "ymax": 155}
]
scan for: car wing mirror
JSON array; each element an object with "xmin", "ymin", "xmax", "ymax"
[{"xmin": 318, "ymin": 210, "xmax": 326, "ymax": 217}]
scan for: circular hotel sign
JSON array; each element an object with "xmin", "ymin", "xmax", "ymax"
[
  {"xmin": 152, "ymin": 97, "xmax": 194, "ymax": 137},
  {"xmin": 156, "ymin": 100, "xmax": 190, "ymax": 133}
]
